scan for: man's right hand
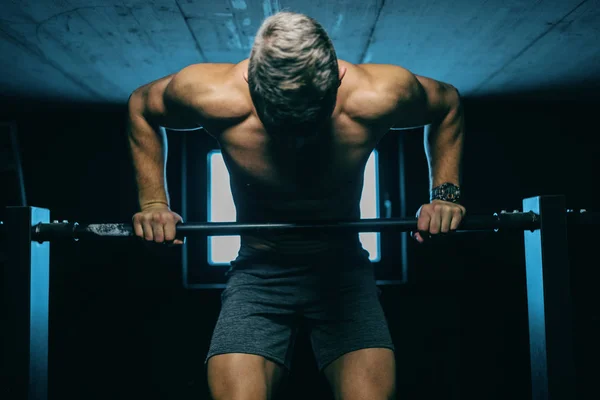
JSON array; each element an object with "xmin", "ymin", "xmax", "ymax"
[{"xmin": 132, "ymin": 206, "xmax": 184, "ymax": 245}]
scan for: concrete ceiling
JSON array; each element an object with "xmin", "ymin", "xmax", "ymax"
[{"xmin": 0, "ymin": 0, "xmax": 598, "ymax": 105}]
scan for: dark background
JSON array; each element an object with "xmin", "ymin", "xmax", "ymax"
[
  {"xmin": 1, "ymin": 92, "xmax": 599, "ymax": 399},
  {"xmin": 2, "ymin": 0, "xmax": 600, "ymax": 397}
]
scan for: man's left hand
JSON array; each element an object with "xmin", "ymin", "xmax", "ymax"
[{"xmin": 413, "ymin": 200, "xmax": 466, "ymax": 243}]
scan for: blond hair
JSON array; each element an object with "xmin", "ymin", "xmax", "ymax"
[{"xmin": 248, "ymin": 12, "xmax": 339, "ymax": 137}]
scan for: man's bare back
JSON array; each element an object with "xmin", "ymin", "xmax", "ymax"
[
  {"xmin": 127, "ymin": 12, "xmax": 467, "ymax": 400},
  {"xmin": 211, "ymin": 60, "xmax": 395, "ymax": 222},
  {"xmin": 133, "ymin": 60, "xmax": 425, "ymax": 211},
  {"xmin": 129, "ymin": 59, "xmax": 448, "ymax": 252},
  {"xmin": 128, "ymin": 57, "xmax": 463, "ymax": 246}
]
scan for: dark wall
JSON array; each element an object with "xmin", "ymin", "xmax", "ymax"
[{"xmin": 1, "ymin": 94, "xmax": 598, "ymax": 399}]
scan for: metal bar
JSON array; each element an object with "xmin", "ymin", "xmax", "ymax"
[
  {"xmin": 397, "ymin": 134, "xmax": 409, "ymax": 283},
  {"xmin": 566, "ymin": 209, "xmax": 600, "ymax": 225},
  {"xmin": 3, "ymin": 206, "xmax": 50, "ymax": 400},
  {"xmin": 180, "ymin": 133, "xmax": 189, "ymax": 289},
  {"xmin": 523, "ymin": 195, "xmax": 576, "ymax": 400},
  {"xmin": 29, "ymin": 212, "xmax": 541, "ymax": 242}
]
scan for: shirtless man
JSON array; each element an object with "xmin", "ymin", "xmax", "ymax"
[{"xmin": 128, "ymin": 12, "xmax": 465, "ymax": 400}]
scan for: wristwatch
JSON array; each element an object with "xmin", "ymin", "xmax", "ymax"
[{"xmin": 430, "ymin": 182, "xmax": 461, "ymax": 203}]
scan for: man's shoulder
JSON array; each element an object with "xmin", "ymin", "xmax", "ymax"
[
  {"xmin": 174, "ymin": 62, "xmax": 241, "ymax": 83},
  {"xmin": 167, "ymin": 61, "xmax": 252, "ymax": 120},
  {"xmin": 341, "ymin": 63, "xmax": 418, "ymax": 121},
  {"xmin": 356, "ymin": 63, "xmax": 418, "ymax": 99},
  {"xmin": 358, "ymin": 63, "xmax": 411, "ymax": 77}
]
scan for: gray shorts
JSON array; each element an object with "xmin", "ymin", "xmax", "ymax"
[{"xmin": 205, "ymin": 256, "xmax": 395, "ymax": 372}]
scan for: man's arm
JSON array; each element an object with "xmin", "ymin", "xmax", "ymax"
[
  {"xmin": 127, "ymin": 69, "xmax": 204, "ymax": 210},
  {"xmin": 367, "ymin": 65, "xmax": 465, "ymax": 241},
  {"xmin": 385, "ymin": 67, "xmax": 464, "ymax": 190},
  {"xmin": 417, "ymin": 75, "xmax": 464, "ymax": 190}
]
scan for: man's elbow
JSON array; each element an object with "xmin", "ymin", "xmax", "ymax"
[
  {"xmin": 441, "ymin": 82, "xmax": 460, "ymax": 106},
  {"xmin": 440, "ymin": 85, "xmax": 461, "ymax": 123},
  {"xmin": 128, "ymin": 84, "xmax": 165, "ymax": 124},
  {"xmin": 128, "ymin": 85, "xmax": 151, "ymax": 115},
  {"xmin": 129, "ymin": 85, "xmax": 142, "ymax": 99},
  {"xmin": 444, "ymin": 86, "xmax": 464, "ymax": 138},
  {"xmin": 127, "ymin": 88, "xmax": 161, "ymax": 133}
]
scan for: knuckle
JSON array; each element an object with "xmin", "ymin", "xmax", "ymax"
[
  {"xmin": 152, "ymin": 212, "xmax": 164, "ymax": 223},
  {"xmin": 167, "ymin": 218, "xmax": 178, "ymax": 227}
]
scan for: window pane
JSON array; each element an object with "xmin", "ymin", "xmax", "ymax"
[
  {"xmin": 207, "ymin": 151, "xmax": 240, "ymax": 265},
  {"xmin": 359, "ymin": 151, "xmax": 381, "ymax": 262},
  {"xmin": 207, "ymin": 150, "xmax": 380, "ymax": 264}
]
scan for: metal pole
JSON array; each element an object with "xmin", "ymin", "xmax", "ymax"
[
  {"xmin": 3, "ymin": 207, "xmax": 50, "ymax": 400},
  {"xmin": 397, "ymin": 134, "xmax": 409, "ymax": 283},
  {"xmin": 30, "ymin": 212, "xmax": 540, "ymax": 242},
  {"xmin": 523, "ymin": 195, "xmax": 576, "ymax": 400}
]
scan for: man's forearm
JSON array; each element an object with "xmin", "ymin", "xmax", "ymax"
[
  {"xmin": 424, "ymin": 91, "xmax": 465, "ymax": 190},
  {"xmin": 127, "ymin": 99, "xmax": 170, "ymax": 210}
]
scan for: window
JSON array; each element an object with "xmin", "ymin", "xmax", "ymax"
[{"xmin": 207, "ymin": 150, "xmax": 380, "ymax": 264}]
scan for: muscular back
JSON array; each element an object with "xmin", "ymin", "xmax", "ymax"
[
  {"xmin": 130, "ymin": 59, "xmax": 443, "ymax": 254},
  {"xmin": 165, "ymin": 61, "xmax": 398, "ymax": 210}
]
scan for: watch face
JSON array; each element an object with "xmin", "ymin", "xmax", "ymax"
[
  {"xmin": 434, "ymin": 183, "xmax": 460, "ymax": 202},
  {"xmin": 446, "ymin": 184, "xmax": 460, "ymax": 200}
]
